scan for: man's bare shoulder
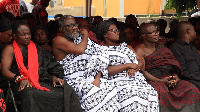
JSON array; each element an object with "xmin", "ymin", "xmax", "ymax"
[
  {"xmin": 53, "ymin": 35, "xmax": 72, "ymax": 45},
  {"xmin": 53, "ymin": 36, "xmax": 66, "ymax": 42},
  {"xmin": 4, "ymin": 44, "xmax": 13, "ymax": 50},
  {"xmin": 134, "ymin": 43, "xmax": 146, "ymax": 57},
  {"xmin": 2, "ymin": 44, "xmax": 14, "ymax": 55}
]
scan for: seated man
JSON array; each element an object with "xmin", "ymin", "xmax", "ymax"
[
  {"xmin": 53, "ymin": 15, "xmax": 120, "ymax": 112},
  {"xmin": 135, "ymin": 23, "xmax": 200, "ymax": 112},
  {"xmin": 170, "ymin": 21, "xmax": 200, "ymax": 90},
  {"xmin": 1, "ymin": 20, "xmax": 82, "ymax": 112}
]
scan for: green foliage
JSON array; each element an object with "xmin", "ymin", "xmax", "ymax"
[{"xmin": 165, "ymin": 0, "xmax": 197, "ymax": 19}]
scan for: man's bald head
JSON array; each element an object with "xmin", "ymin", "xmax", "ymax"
[
  {"xmin": 139, "ymin": 23, "xmax": 155, "ymax": 34},
  {"xmin": 177, "ymin": 21, "xmax": 196, "ymax": 42},
  {"xmin": 139, "ymin": 23, "xmax": 159, "ymax": 43},
  {"xmin": 177, "ymin": 21, "xmax": 193, "ymax": 36}
]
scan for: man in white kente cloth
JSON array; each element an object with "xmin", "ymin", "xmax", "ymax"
[{"xmin": 52, "ymin": 15, "xmax": 120, "ymax": 112}]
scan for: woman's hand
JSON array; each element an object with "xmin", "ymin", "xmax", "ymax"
[
  {"xmin": 91, "ymin": 78, "xmax": 100, "ymax": 88},
  {"xmin": 91, "ymin": 72, "xmax": 101, "ymax": 88},
  {"xmin": 126, "ymin": 69, "xmax": 136, "ymax": 78},
  {"xmin": 18, "ymin": 79, "xmax": 32, "ymax": 91},
  {"xmin": 52, "ymin": 76, "xmax": 65, "ymax": 87}
]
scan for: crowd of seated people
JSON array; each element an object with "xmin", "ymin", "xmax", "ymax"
[{"xmin": 0, "ymin": 1, "xmax": 200, "ymax": 111}]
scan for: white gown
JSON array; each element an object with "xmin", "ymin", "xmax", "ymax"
[{"xmin": 86, "ymin": 42, "xmax": 159, "ymax": 112}]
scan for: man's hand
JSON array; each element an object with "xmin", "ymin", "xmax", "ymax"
[
  {"xmin": 169, "ymin": 75, "xmax": 179, "ymax": 87},
  {"xmin": 52, "ymin": 76, "xmax": 65, "ymax": 87},
  {"xmin": 18, "ymin": 79, "xmax": 32, "ymax": 91},
  {"xmin": 161, "ymin": 75, "xmax": 179, "ymax": 88},
  {"xmin": 161, "ymin": 76, "xmax": 172, "ymax": 87},
  {"xmin": 80, "ymin": 29, "xmax": 88, "ymax": 37}
]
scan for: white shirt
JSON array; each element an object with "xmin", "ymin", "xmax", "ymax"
[{"xmin": 26, "ymin": 3, "xmax": 34, "ymax": 13}]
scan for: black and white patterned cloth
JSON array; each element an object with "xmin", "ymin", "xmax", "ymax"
[
  {"xmin": 58, "ymin": 36, "xmax": 120, "ymax": 112},
  {"xmin": 86, "ymin": 42, "xmax": 159, "ymax": 112}
]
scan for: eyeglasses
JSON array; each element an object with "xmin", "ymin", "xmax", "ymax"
[
  {"xmin": 107, "ymin": 29, "xmax": 120, "ymax": 33},
  {"xmin": 143, "ymin": 31, "xmax": 159, "ymax": 35},
  {"xmin": 64, "ymin": 23, "xmax": 78, "ymax": 29}
]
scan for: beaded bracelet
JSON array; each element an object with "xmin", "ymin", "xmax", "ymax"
[{"xmin": 13, "ymin": 74, "xmax": 18, "ymax": 82}]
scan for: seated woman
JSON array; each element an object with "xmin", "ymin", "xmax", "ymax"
[
  {"xmin": 0, "ymin": 88, "xmax": 6, "ymax": 112},
  {"xmin": 1, "ymin": 20, "xmax": 82, "ymax": 112},
  {"xmin": 90, "ymin": 20, "xmax": 159, "ymax": 111}
]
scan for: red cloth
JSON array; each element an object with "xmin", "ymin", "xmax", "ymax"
[
  {"xmin": 145, "ymin": 45, "xmax": 200, "ymax": 110},
  {"xmin": 0, "ymin": 0, "xmax": 19, "ymax": 17},
  {"xmin": 145, "ymin": 45, "xmax": 183, "ymax": 77},
  {"xmin": 13, "ymin": 40, "xmax": 50, "ymax": 91},
  {"xmin": 0, "ymin": 89, "xmax": 6, "ymax": 112}
]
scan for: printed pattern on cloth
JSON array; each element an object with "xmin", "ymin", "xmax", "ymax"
[
  {"xmin": 86, "ymin": 42, "xmax": 159, "ymax": 112},
  {"xmin": 58, "ymin": 36, "xmax": 120, "ymax": 112}
]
